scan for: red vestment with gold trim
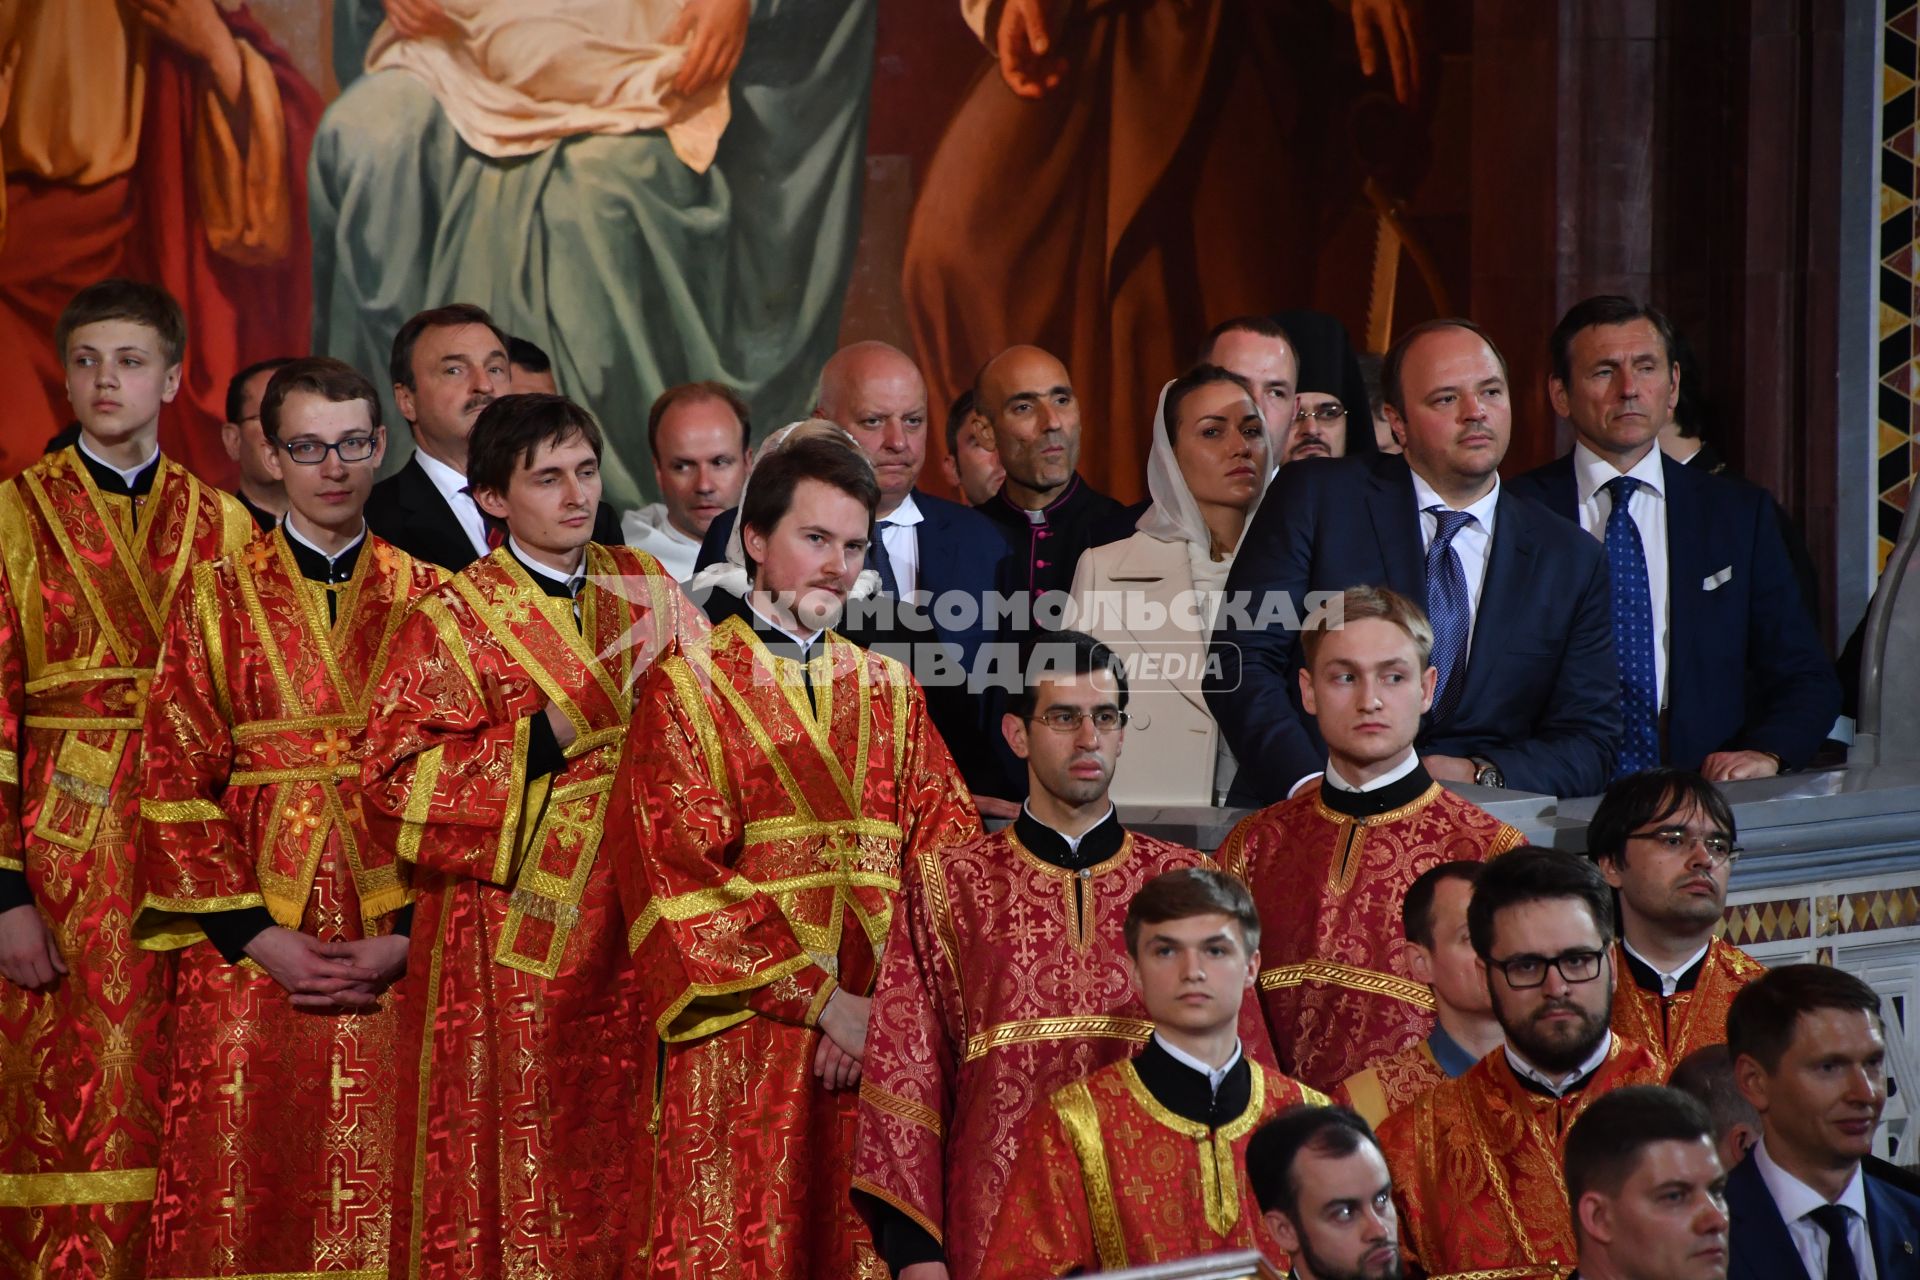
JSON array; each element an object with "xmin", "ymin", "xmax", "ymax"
[
  {"xmin": 1332, "ymin": 1038, "xmax": 1450, "ymax": 1131},
  {"xmin": 611, "ymin": 615, "xmax": 981, "ymax": 1279},
  {"xmin": 851, "ymin": 824, "xmax": 1276, "ymax": 1280},
  {"xmin": 978, "ymin": 1056, "xmax": 1322, "ymax": 1278},
  {"xmin": 1375, "ymin": 1037, "xmax": 1664, "ymax": 1280},
  {"xmin": 135, "ymin": 529, "xmax": 441, "ymax": 1276},
  {"xmin": 1218, "ymin": 779, "xmax": 1525, "ymax": 1090},
  {"xmin": 0, "ymin": 447, "xmax": 250, "ymax": 1276},
  {"xmin": 1608, "ymin": 937, "xmax": 1763, "ymax": 1077},
  {"xmin": 356, "ymin": 545, "xmax": 700, "ymax": 1280}
]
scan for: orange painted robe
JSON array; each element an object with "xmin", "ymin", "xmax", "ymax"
[
  {"xmin": 356, "ymin": 545, "xmax": 701, "ymax": 1280},
  {"xmin": 0, "ymin": 447, "xmax": 250, "ymax": 1276},
  {"xmin": 134, "ymin": 529, "xmax": 441, "ymax": 1276},
  {"xmin": 1332, "ymin": 1037, "xmax": 1450, "ymax": 1131},
  {"xmin": 1375, "ymin": 1037, "xmax": 1664, "ymax": 1280},
  {"xmin": 979, "ymin": 1054, "xmax": 1323, "ymax": 1278},
  {"xmin": 852, "ymin": 822, "xmax": 1277, "ymax": 1280},
  {"xmin": 1609, "ymin": 937, "xmax": 1764, "ymax": 1077},
  {"xmin": 612, "ymin": 616, "xmax": 982, "ymax": 1279},
  {"xmin": 1218, "ymin": 777, "xmax": 1525, "ymax": 1090}
]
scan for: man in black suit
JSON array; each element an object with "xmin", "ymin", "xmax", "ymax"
[
  {"xmin": 1509, "ymin": 297, "xmax": 1838, "ymax": 782},
  {"xmin": 1724, "ymin": 965, "xmax": 1920, "ymax": 1280},
  {"xmin": 367, "ymin": 304, "xmax": 619, "ymax": 570},
  {"xmin": 697, "ymin": 341, "xmax": 1018, "ymax": 810},
  {"xmin": 1563, "ymin": 1086, "xmax": 1731, "ymax": 1280},
  {"xmin": 221, "ymin": 356, "xmax": 294, "ymax": 529},
  {"xmin": 1208, "ymin": 318, "xmax": 1621, "ymax": 802}
]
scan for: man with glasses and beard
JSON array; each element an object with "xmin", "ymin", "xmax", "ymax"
[
  {"xmin": 1377, "ymin": 850, "xmax": 1663, "ymax": 1278},
  {"xmin": 1585, "ymin": 769, "xmax": 1765, "ymax": 1076},
  {"xmin": 1248, "ymin": 1105, "xmax": 1405, "ymax": 1280}
]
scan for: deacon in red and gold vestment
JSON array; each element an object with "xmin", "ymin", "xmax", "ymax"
[
  {"xmin": 610, "ymin": 427, "xmax": 981, "ymax": 1279},
  {"xmin": 980, "ymin": 868, "xmax": 1323, "ymax": 1279},
  {"xmin": 853, "ymin": 630, "xmax": 1275, "ymax": 1280},
  {"xmin": 1218, "ymin": 587, "xmax": 1524, "ymax": 1091},
  {"xmin": 1332, "ymin": 861, "xmax": 1504, "ymax": 1130},
  {"xmin": 0, "ymin": 281, "xmax": 251, "ymax": 1277},
  {"xmin": 1376, "ymin": 850, "xmax": 1663, "ymax": 1280},
  {"xmin": 356, "ymin": 395, "xmax": 703, "ymax": 1280},
  {"xmin": 1585, "ymin": 768, "xmax": 1763, "ymax": 1076},
  {"xmin": 134, "ymin": 360, "xmax": 442, "ymax": 1277}
]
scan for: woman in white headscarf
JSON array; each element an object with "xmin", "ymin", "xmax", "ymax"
[{"xmin": 1068, "ymin": 366, "xmax": 1270, "ymax": 806}]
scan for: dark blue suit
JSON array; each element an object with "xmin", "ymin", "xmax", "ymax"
[
  {"xmin": 1206, "ymin": 452, "xmax": 1621, "ymax": 802},
  {"xmin": 1508, "ymin": 452, "xmax": 1839, "ymax": 771},
  {"xmin": 1725, "ymin": 1151, "xmax": 1920, "ymax": 1280}
]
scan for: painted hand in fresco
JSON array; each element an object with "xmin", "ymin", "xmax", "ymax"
[
  {"xmin": 384, "ymin": 0, "xmax": 459, "ymax": 41},
  {"xmin": 666, "ymin": 0, "xmax": 750, "ymax": 98},
  {"xmin": 131, "ymin": 0, "xmax": 245, "ymax": 104},
  {"xmin": 1351, "ymin": 0, "xmax": 1420, "ymax": 105},
  {"xmin": 996, "ymin": 0, "xmax": 1067, "ymax": 100}
]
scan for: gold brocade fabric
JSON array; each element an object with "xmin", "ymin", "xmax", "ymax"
[
  {"xmin": 1608, "ymin": 937, "xmax": 1765, "ymax": 1077},
  {"xmin": 1332, "ymin": 1038, "xmax": 1450, "ymax": 1131}
]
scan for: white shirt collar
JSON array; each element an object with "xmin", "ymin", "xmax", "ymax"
[
  {"xmin": 1323, "ymin": 749, "xmax": 1421, "ymax": 794},
  {"xmin": 1505, "ymin": 1030, "xmax": 1613, "ymax": 1097},
  {"xmin": 1020, "ymin": 800, "xmax": 1116, "ymax": 853},
  {"xmin": 1152, "ymin": 1031, "xmax": 1244, "ymax": 1096},
  {"xmin": 283, "ymin": 512, "xmax": 367, "ymax": 566},
  {"xmin": 1572, "ymin": 441, "xmax": 1666, "ymax": 505},
  {"xmin": 1621, "ymin": 937, "xmax": 1711, "ymax": 999},
  {"xmin": 411, "ymin": 446, "xmax": 470, "ymax": 502},
  {"xmin": 880, "ymin": 491, "xmax": 924, "ymax": 527},
  {"xmin": 78, "ymin": 435, "xmax": 160, "ymax": 487},
  {"xmin": 745, "ymin": 596, "xmax": 824, "ymax": 655},
  {"xmin": 1410, "ymin": 468, "xmax": 1501, "ymax": 529},
  {"xmin": 1754, "ymin": 1137, "xmax": 1870, "ymax": 1222},
  {"xmin": 508, "ymin": 536, "xmax": 585, "ymax": 593}
]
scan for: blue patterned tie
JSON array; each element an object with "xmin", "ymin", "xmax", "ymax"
[
  {"xmin": 1604, "ymin": 475, "xmax": 1660, "ymax": 775},
  {"xmin": 1424, "ymin": 507, "xmax": 1475, "ymax": 721}
]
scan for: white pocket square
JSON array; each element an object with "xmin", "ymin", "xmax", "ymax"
[{"xmin": 1702, "ymin": 566, "xmax": 1733, "ymax": 591}]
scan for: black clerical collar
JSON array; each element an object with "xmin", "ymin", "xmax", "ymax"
[
  {"xmin": 1014, "ymin": 802, "xmax": 1125, "ymax": 871},
  {"xmin": 235, "ymin": 490, "xmax": 280, "ymax": 532},
  {"xmin": 1317, "ymin": 761, "xmax": 1434, "ymax": 819},
  {"xmin": 710, "ymin": 589, "xmax": 822, "ymax": 664},
  {"xmin": 508, "ymin": 540, "xmax": 585, "ymax": 600},
  {"xmin": 76, "ymin": 438, "xmax": 159, "ymax": 497},
  {"xmin": 282, "ymin": 518, "xmax": 366, "ymax": 585},
  {"xmin": 1133, "ymin": 1034, "xmax": 1252, "ymax": 1128},
  {"xmin": 1621, "ymin": 940, "xmax": 1709, "ymax": 997},
  {"xmin": 990, "ymin": 472, "xmax": 1085, "ymax": 526}
]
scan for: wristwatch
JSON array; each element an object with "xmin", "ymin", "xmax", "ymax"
[{"xmin": 1470, "ymin": 756, "xmax": 1506, "ymax": 789}]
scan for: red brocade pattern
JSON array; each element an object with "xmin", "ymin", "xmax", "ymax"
[
  {"xmin": 1608, "ymin": 937, "xmax": 1763, "ymax": 1077},
  {"xmin": 0, "ymin": 448, "xmax": 250, "ymax": 1276}
]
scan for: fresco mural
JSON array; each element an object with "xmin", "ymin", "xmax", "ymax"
[{"xmin": 0, "ymin": 0, "xmax": 1455, "ymax": 506}]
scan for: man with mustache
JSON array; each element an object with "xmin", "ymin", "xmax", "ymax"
[
  {"xmin": 1584, "ymin": 769, "xmax": 1764, "ymax": 1077},
  {"xmin": 852, "ymin": 631, "xmax": 1275, "ymax": 1280},
  {"xmin": 1376, "ymin": 849, "xmax": 1663, "ymax": 1278},
  {"xmin": 1247, "ymin": 1105, "xmax": 1406, "ymax": 1280},
  {"xmin": 1563, "ymin": 1087, "xmax": 1732, "ymax": 1280},
  {"xmin": 1211, "ymin": 318, "xmax": 1621, "ymax": 803},
  {"xmin": 1509, "ymin": 296, "xmax": 1837, "ymax": 783}
]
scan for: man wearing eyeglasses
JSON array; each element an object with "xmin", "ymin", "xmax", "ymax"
[
  {"xmin": 135, "ymin": 357, "xmax": 442, "ymax": 1278},
  {"xmin": 853, "ymin": 631, "xmax": 1276, "ymax": 1280},
  {"xmin": 1376, "ymin": 849, "xmax": 1663, "ymax": 1279},
  {"xmin": 1585, "ymin": 768, "xmax": 1765, "ymax": 1077}
]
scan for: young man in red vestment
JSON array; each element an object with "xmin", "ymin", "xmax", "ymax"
[
  {"xmin": 135, "ymin": 357, "xmax": 441, "ymax": 1277},
  {"xmin": 356, "ymin": 393, "xmax": 702, "ymax": 1280},
  {"xmin": 853, "ymin": 630, "xmax": 1275, "ymax": 1280},
  {"xmin": 1377, "ymin": 849, "xmax": 1664, "ymax": 1279},
  {"xmin": 981, "ymin": 868, "xmax": 1325, "ymax": 1277},
  {"xmin": 611, "ymin": 430, "xmax": 980, "ymax": 1279},
  {"xmin": 1220, "ymin": 584, "xmax": 1524, "ymax": 1091},
  {"xmin": 1586, "ymin": 769, "xmax": 1763, "ymax": 1076},
  {"xmin": 1247, "ymin": 1105, "xmax": 1407, "ymax": 1280},
  {"xmin": 0, "ymin": 278, "xmax": 252, "ymax": 1275},
  {"xmin": 1334, "ymin": 860, "xmax": 1505, "ymax": 1128}
]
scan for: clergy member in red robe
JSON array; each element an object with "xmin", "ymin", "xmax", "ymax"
[
  {"xmin": 135, "ymin": 359, "xmax": 441, "ymax": 1277},
  {"xmin": 981, "ymin": 868, "xmax": 1324, "ymax": 1277},
  {"xmin": 0, "ymin": 1, "xmax": 320, "ymax": 483},
  {"xmin": 1219, "ymin": 585, "xmax": 1524, "ymax": 1091},
  {"xmin": 611, "ymin": 426, "xmax": 981, "ymax": 1279},
  {"xmin": 356, "ymin": 394, "xmax": 702, "ymax": 1280},
  {"xmin": 853, "ymin": 630, "xmax": 1276, "ymax": 1280},
  {"xmin": 1584, "ymin": 768, "xmax": 1763, "ymax": 1076},
  {"xmin": 1376, "ymin": 851, "xmax": 1663, "ymax": 1279},
  {"xmin": 0, "ymin": 280, "xmax": 252, "ymax": 1276}
]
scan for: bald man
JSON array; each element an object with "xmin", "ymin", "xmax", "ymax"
[{"xmin": 698, "ymin": 342, "xmax": 1020, "ymax": 808}]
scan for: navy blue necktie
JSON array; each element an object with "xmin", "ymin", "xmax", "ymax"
[
  {"xmin": 871, "ymin": 522, "xmax": 901, "ymax": 597},
  {"xmin": 1604, "ymin": 476, "xmax": 1659, "ymax": 776},
  {"xmin": 1424, "ymin": 507, "xmax": 1475, "ymax": 720},
  {"xmin": 1807, "ymin": 1204, "xmax": 1861, "ymax": 1280}
]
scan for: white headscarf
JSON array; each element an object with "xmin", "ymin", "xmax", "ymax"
[
  {"xmin": 687, "ymin": 419, "xmax": 885, "ymax": 602},
  {"xmin": 1132, "ymin": 378, "xmax": 1271, "ymax": 593}
]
